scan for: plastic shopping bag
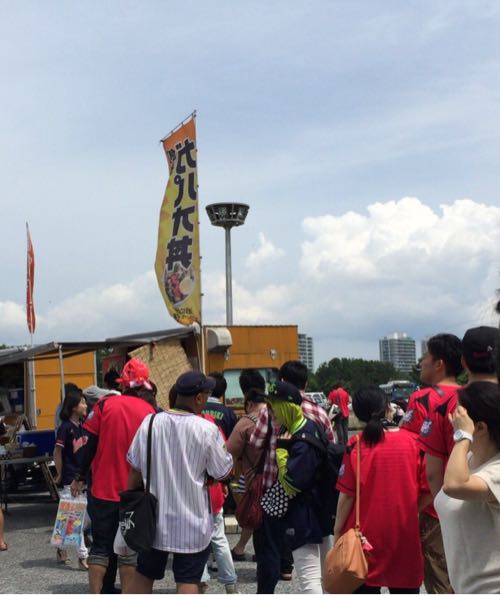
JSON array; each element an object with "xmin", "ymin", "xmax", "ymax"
[
  {"xmin": 50, "ymin": 493, "xmax": 87, "ymax": 548},
  {"xmin": 113, "ymin": 527, "xmax": 135, "ymax": 557}
]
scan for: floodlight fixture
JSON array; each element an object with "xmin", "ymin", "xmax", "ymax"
[{"xmin": 206, "ymin": 202, "xmax": 249, "ymax": 326}]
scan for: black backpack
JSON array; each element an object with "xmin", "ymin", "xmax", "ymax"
[{"xmin": 291, "ymin": 424, "xmax": 345, "ymax": 532}]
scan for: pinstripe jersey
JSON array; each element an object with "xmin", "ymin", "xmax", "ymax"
[{"xmin": 127, "ymin": 410, "xmax": 233, "ymax": 553}]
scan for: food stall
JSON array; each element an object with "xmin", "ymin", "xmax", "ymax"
[
  {"xmin": 0, "ymin": 342, "xmax": 102, "ymax": 509},
  {"xmin": 0, "ymin": 324, "xmax": 299, "ymax": 508}
]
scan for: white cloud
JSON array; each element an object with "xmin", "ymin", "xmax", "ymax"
[
  {"xmin": 245, "ymin": 233, "xmax": 284, "ymax": 269},
  {"xmin": 0, "ymin": 272, "xmax": 174, "ymax": 346},
  {"xmin": 2, "ymin": 198, "xmax": 499, "ymax": 367},
  {"xmin": 0, "ymin": 301, "xmax": 29, "ymax": 344},
  {"xmin": 202, "ymin": 272, "xmax": 294, "ymax": 324},
  {"xmin": 299, "ymin": 197, "xmax": 500, "ymax": 349}
]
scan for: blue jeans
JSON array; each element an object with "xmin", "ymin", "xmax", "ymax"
[{"xmin": 201, "ymin": 511, "xmax": 237, "ymax": 586}]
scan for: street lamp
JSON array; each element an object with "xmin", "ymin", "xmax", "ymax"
[{"xmin": 206, "ymin": 202, "xmax": 249, "ymax": 325}]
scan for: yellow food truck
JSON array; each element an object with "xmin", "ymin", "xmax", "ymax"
[{"xmin": 0, "ymin": 324, "xmax": 299, "ymax": 430}]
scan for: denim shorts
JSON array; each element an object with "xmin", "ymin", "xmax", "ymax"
[{"xmin": 137, "ymin": 546, "xmax": 210, "ymax": 583}]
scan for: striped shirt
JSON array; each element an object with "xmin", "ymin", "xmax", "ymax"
[
  {"xmin": 249, "ymin": 397, "xmax": 335, "ymax": 489},
  {"xmin": 127, "ymin": 410, "xmax": 233, "ymax": 553}
]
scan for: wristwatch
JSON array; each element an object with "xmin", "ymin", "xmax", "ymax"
[{"xmin": 453, "ymin": 429, "xmax": 473, "ymax": 443}]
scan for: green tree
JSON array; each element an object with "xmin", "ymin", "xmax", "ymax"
[
  {"xmin": 306, "ymin": 372, "xmax": 320, "ymax": 391},
  {"xmin": 407, "ymin": 363, "xmax": 421, "ymax": 386},
  {"xmin": 314, "ymin": 357, "xmax": 406, "ymax": 394}
]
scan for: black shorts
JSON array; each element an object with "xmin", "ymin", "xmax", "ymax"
[
  {"xmin": 137, "ymin": 546, "xmax": 210, "ymax": 583},
  {"xmin": 87, "ymin": 496, "xmax": 136, "ymax": 567},
  {"xmin": 87, "ymin": 496, "xmax": 118, "ymax": 563}
]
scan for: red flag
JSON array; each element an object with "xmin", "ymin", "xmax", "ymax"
[{"xmin": 26, "ymin": 223, "xmax": 36, "ymax": 335}]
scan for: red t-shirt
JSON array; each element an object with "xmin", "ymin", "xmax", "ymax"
[
  {"xmin": 402, "ymin": 384, "xmax": 458, "ymax": 518},
  {"xmin": 337, "ymin": 431, "xmax": 423, "ymax": 588},
  {"xmin": 402, "ymin": 385, "xmax": 458, "ymax": 437},
  {"xmin": 201, "ymin": 412, "xmax": 226, "ymax": 514},
  {"xmin": 418, "ymin": 387, "xmax": 459, "ymax": 461},
  {"xmin": 328, "ymin": 388, "xmax": 350, "ymax": 417},
  {"xmin": 84, "ymin": 394, "xmax": 155, "ymax": 501}
]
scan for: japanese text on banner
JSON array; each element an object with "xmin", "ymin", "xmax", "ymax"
[{"xmin": 154, "ymin": 116, "xmax": 201, "ymax": 325}]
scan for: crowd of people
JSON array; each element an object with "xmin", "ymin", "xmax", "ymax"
[{"xmin": 2, "ymin": 318, "xmax": 500, "ymax": 595}]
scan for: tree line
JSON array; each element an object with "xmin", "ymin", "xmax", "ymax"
[{"xmin": 308, "ymin": 357, "xmax": 415, "ymax": 394}]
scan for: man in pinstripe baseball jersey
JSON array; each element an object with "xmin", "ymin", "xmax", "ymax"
[{"xmin": 125, "ymin": 371, "xmax": 234, "ymax": 594}]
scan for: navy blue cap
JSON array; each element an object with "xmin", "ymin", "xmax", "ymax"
[
  {"xmin": 175, "ymin": 371, "xmax": 216, "ymax": 396},
  {"xmin": 267, "ymin": 381, "xmax": 302, "ymax": 405}
]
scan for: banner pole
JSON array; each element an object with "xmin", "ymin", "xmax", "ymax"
[
  {"xmin": 26, "ymin": 222, "xmax": 36, "ymax": 339},
  {"xmin": 195, "ymin": 112, "xmax": 205, "ymax": 373},
  {"xmin": 160, "ymin": 110, "xmax": 196, "ymax": 143}
]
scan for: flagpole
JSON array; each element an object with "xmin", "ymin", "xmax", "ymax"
[
  {"xmin": 191, "ymin": 112, "xmax": 205, "ymax": 373},
  {"xmin": 160, "ymin": 110, "xmax": 196, "ymax": 143},
  {"xmin": 26, "ymin": 222, "xmax": 35, "ymax": 346}
]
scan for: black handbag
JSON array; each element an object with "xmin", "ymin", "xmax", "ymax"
[{"xmin": 118, "ymin": 413, "xmax": 158, "ymax": 553}]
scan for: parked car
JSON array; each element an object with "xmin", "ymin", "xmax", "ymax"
[{"xmin": 304, "ymin": 391, "xmax": 329, "ymax": 410}]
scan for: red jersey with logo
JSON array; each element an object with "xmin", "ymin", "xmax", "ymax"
[
  {"xmin": 402, "ymin": 385, "xmax": 458, "ymax": 437},
  {"xmin": 418, "ymin": 387, "xmax": 459, "ymax": 461},
  {"xmin": 402, "ymin": 384, "xmax": 459, "ymax": 519},
  {"xmin": 328, "ymin": 388, "xmax": 350, "ymax": 417},
  {"xmin": 337, "ymin": 431, "xmax": 423, "ymax": 588},
  {"xmin": 84, "ymin": 394, "xmax": 155, "ymax": 501}
]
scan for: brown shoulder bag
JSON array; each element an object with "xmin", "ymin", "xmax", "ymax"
[{"xmin": 323, "ymin": 434, "xmax": 369, "ymax": 593}]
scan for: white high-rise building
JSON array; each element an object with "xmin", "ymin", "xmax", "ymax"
[
  {"xmin": 298, "ymin": 333, "xmax": 314, "ymax": 372},
  {"xmin": 379, "ymin": 332, "xmax": 416, "ymax": 373}
]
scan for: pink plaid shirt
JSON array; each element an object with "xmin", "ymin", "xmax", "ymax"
[{"xmin": 249, "ymin": 395, "xmax": 336, "ymax": 489}]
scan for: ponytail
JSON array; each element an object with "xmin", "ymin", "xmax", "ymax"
[
  {"xmin": 352, "ymin": 385, "xmax": 389, "ymax": 447},
  {"xmin": 362, "ymin": 414, "xmax": 385, "ymax": 446}
]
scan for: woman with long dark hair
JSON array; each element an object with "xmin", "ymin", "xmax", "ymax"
[
  {"xmin": 435, "ymin": 381, "xmax": 500, "ymax": 593},
  {"xmin": 334, "ymin": 385, "xmax": 423, "ymax": 593}
]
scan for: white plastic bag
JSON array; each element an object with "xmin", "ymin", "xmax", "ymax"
[{"xmin": 113, "ymin": 526, "xmax": 135, "ymax": 557}]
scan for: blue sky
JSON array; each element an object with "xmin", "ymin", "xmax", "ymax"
[{"xmin": 1, "ymin": 1, "xmax": 500, "ymax": 366}]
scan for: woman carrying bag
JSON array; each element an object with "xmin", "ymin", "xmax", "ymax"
[
  {"xmin": 226, "ymin": 384, "xmax": 267, "ymax": 559},
  {"xmin": 264, "ymin": 381, "xmax": 332, "ymax": 594},
  {"xmin": 334, "ymin": 386, "xmax": 423, "ymax": 594}
]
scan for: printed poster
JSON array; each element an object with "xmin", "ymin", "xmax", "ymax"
[{"xmin": 50, "ymin": 497, "xmax": 86, "ymax": 548}]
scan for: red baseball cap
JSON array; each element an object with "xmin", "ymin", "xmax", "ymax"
[{"xmin": 117, "ymin": 359, "xmax": 153, "ymax": 390}]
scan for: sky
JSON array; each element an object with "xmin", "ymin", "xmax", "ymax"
[{"xmin": 1, "ymin": 0, "xmax": 500, "ymax": 368}]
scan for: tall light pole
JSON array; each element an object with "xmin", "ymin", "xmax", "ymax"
[{"xmin": 206, "ymin": 202, "xmax": 249, "ymax": 326}]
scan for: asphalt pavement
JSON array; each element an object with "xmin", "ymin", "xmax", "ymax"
[{"xmin": 0, "ymin": 496, "xmax": 300, "ymax": 594}]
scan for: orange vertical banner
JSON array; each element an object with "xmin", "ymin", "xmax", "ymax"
[
  {"xmin": 26, "ymin": 222, "xmax": 36, "ymax": 335},
  {"xmin": 154, "ymin": 114, "xmax": 201, "ymax": 325}
]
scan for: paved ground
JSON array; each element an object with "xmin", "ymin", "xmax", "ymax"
[{"xmin": 0, "ymin": 496, "xmax": 299, "ymax": 594}]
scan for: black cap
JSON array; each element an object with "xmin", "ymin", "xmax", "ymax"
[
  {"xmin": 267, "ymin": 381, "xmax": 302, "ymax": 405},
  {"xmin": 174, "ymin": 371, "xmax": 216, "ymax": 396},
  {"xmin": 462, "ymin": 326, "xmax": 500, "ymax": 363}
]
